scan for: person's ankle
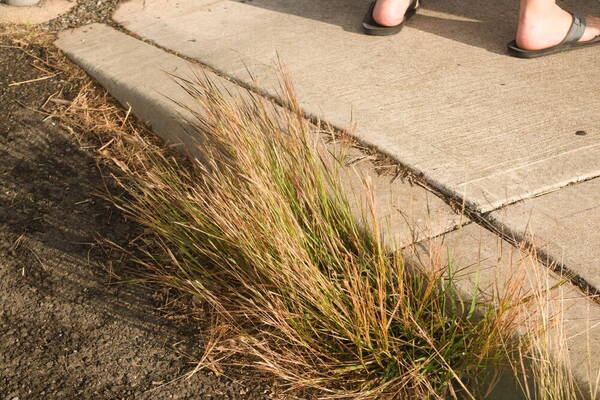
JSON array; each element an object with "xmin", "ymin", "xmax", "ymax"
[
  {"xmin": 372, "ymin": 0, "xmax": 411, "ymax": 27},
  {"xmin": 516, "ymin": 5, "xmax": 572, "ymax": 50}
]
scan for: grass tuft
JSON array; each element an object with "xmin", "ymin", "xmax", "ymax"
[{"xmin": 107, "ymin": 72, "xmax": 530, "ymax": 399}]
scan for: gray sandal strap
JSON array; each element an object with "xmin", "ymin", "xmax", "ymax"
[{"xmin": 561, "ymin": 14, "xmax": 587, "ymax": 44}]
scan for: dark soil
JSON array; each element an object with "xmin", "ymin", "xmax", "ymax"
[{"xmin": 0, "ymin": 30, "xmax": 272, "ymax": 400}]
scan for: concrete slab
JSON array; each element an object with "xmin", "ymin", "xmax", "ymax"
[
  {"xmin": 411, "ymin": 223, "xmax": 600, "ymax": 399},
  {"xmin": 0, "ymin": 0, "xmax": 74, "ymax": 24},
  {"xmin": 490, "ymin": 178, "xmax": 600, "ymax": 290},
  {"xmin": 55, "ymin": 23, "xmax": 204, "ymax": 152},
  {"xmin": 112, "ymin": 0, "xmax": 600, "ymax": 213},
  {"xmin": 335, "ymin": 147, "xmax": 469, "ymax": 248},
  {"xmin": 55, "ymin": 23, "xmax": 465, "ymax": 248}
]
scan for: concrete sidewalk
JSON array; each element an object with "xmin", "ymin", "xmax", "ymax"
[{"xmin": 113, "ymin": 0, "xmax": 600, "ymax": 213}]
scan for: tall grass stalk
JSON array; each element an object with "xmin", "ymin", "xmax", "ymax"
[{"xmin": 111, "ymin": 73, "xmax": 529, "ymax": 399}]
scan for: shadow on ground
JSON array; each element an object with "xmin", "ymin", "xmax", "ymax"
[{"xmin": 0, "ymin": 113, "xmax": 274, "ymax": 399}]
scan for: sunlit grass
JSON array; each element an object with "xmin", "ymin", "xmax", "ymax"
[{"xmin": 104, "ymin": 72, "xmax": 536, "ymax": 399}]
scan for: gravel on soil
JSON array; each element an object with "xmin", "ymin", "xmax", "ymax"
[{"xmin": 42, "ymin": 0, "xmax": 121, "ymax": 31}]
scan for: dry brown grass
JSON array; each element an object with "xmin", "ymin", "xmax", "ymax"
[
  {"xmin": 509, "ymin": 259, "xmax": 600, "ymax": 400},
  {"xmin": 92, "ymin": 72, "xmax": 538, "ymax": 399}
]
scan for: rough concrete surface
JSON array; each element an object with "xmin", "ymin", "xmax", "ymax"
[
  {"xmin": 112, "ymin": 0, "xmax": 600, "ymax": 213},
  {"xmin": 490, "ymin": 178, "xmax": 600, "ymax": 290},
  {"xmin": 55, "ymin": 23, "xmax": 466, "ymax": 247},
  {"xmin": 0, "ymin": 0, "xmax": 74, "ymax": 24},
  {"xmin": 55, "ymin": 23, "xmax": 203, "ymax": 153}
]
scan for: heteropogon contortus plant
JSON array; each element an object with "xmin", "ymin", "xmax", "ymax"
[{"xmin": 109, "ymin": 71, "xmax": 537, "ymax": 399}]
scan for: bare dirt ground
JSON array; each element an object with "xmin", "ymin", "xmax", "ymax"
[{"xmin": 0, "ymin": 27, "xmax": 273, "ymax": 400}]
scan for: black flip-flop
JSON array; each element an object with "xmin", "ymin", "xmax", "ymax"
[
  {"xmin": 362, "ymin": 0, "xmax": 419, "ymax": 36},
  {"xmin": 508, "ymin": 14, "xmax": 600, "ymax": 58}
]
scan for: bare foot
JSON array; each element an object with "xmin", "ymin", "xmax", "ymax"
[
  {"xmin": 372, "ymin": 0, "xmax": 414, "ymax": 26},
  {"xmin": 516, "ymin": 4, "xmax": 600, "ymax": 50}
]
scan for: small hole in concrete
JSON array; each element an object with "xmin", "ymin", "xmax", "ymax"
[{"xmin": 575, "ymin": 130, "xmax": 588, "ymax": 136}]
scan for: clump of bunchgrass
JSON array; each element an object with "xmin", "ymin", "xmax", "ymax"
[{"xmin": 111, "ymin": 72, "xmax": 528, "ymax": 399}]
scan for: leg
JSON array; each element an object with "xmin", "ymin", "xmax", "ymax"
[
  {"xmin": 516, "ymin": 0, "xmax": 600, "ymax": 50},
  {"xmin": 372, "ymin": 0, "xmax": 414, "ymax": 27}
]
